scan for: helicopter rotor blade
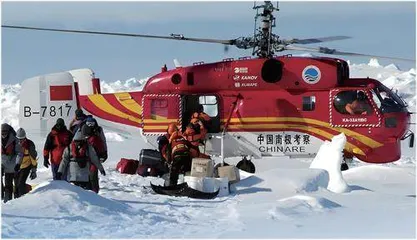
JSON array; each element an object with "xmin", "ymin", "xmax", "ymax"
[
  {"xmin": 286, "ymin": 36, "xmax": 351, "ymax": 45},
  {"xmin": 1, "ymin": 25, "xmax": 235, "ymax": 45},
  {"xmin": 286, "ymin": 45, "xmax": 415, "ymax": 62}
]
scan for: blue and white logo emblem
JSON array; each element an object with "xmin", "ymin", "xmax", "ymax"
[{"xmin": 302, "ymin": 65, "xmax": 321, "ymax": 84}]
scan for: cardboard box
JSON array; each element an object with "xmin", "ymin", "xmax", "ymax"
[
  {"xmin": 191, "ymin": 158, "xmax": 214, "ymax": 177},
  {"xmin": 217, "ymin": 165, "xmax": 240, "ymax": 183}
]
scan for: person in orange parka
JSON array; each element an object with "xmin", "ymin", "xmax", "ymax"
[
  {"xmin": 167, "ymin": 132, "xmax": 193, "ymax": 186},
  {"xmin": 182, "ymin": 123, "xmax": 210, "ymax": 159},
  {"xmin": 157, "ymin": 122, "xmax": 180, "ymax": 163},
  {"xmin": 186, "ymin": 104, "xmax": 211, "ymax": 147},
  {"xmin": 43, "ymin": 118, "xmax": 73, "ymax": 180}
]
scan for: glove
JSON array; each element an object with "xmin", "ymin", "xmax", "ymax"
[
  {"xmin": 30, "ymin": 169, "xmax": 37, "ymax": 180},
  {"xmin": 14, "ymin": 164, "xmax": 21, "ymax": 172},
  {"xmin": 100, "ymin": 169, "xmax": 106, "ymax": 176},
  {"xmin": 55, "ymin": 172, "xmax": 62, "ymax": 180},
  {"xmin": 99, "ymin": 152, "xmax": 108, "ymax": 162},
  {"xmin": 44, "ymin": 157, "xmax": 50, "ymax": 168}
]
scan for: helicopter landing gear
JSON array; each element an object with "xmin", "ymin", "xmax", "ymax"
[
  {"xmin": 341, "ymin": 157, "xmax": 352, "ymax": 171},
  {"xmin": 236, "ymin": 156, "xmax": 256, "ymax": 173}
]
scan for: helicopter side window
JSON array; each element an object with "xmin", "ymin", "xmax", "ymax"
[
  {"xmin": 150, "ymin": 99, "xmax": 168, "ymax": 119},
  {"xmin": 302, "ymin": 96, "xmax": 316, "ymax": 111},
  {"xmin": 199, "ymin": 96, "xmax": 218, "ymax": 117},
  {"xmin": 371, "ymin": 85, "xmax": 407, "ymax": 113},
  {"xmin": 334, "ymin": 90, "xmax": 373, "ymax": 115}
]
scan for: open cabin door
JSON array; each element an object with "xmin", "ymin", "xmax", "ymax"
[
  {"xmin": 181, "ymin": 95, "xmax": 221, "ymax": 133},
  {"xmin": 330, "ymin": 89, "xmax": 382, "ymax": 128},
  {"xmin": 141, "ymin": 94, "xmax": 181, "ymax": 135}
]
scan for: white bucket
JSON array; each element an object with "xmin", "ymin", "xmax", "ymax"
[
  {"xmin": 184, "ymin": 176, "xmax": 229, "ymax": 196},
  {"xmin": 202, "ymin": 177, "xmax": 217, "ymax": 193},
  {"xmin": 215, "ymin": 177, "xmax": 229, "ymax": 197},
  {"xmin": 184, "ymin": 176, "xmax": 204, "ymax": 192}
]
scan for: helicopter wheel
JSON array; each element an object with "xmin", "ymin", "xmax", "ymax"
[
  {"xmin": 236, "ymin": 157, "xmax": 256, "ymax": 173},
  {"xmin": 340, "ymin": 158, "xmax": 351, "ymax": 171}
]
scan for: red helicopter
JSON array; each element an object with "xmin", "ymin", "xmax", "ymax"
[{"xmin": 4, "ymin": 1, "xmax": 414, "ymax": 172}]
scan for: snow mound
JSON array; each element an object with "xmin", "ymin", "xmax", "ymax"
[
  {"xmin": 310, "ymin": 133, "xmax": 349, "ymax": 193},
  {"xmin": 1, "ymin": 84, "xmax": 21, "ymax": 129},
  {"xmin": 269, "ymin": 195, "xmax": 341, "ymax": 220},
  {"xmin": 385, "ymin": 63, "xmax": 400, "ymax": 70},
  {"xmin": 1, "ymin": 181, "xmax": 143, "ymax": 238},
  {"xmin": 343, "ymin": 164, "xmax": 415, "ymax": 182},
  {"xmin": 7, "ymin": 181, "xmax": 132, "ymax": 213},
  {"xmin": 368, "ymin": 58, "xmax": 381, "ymax": 67},
  {"xmin": 101, "ymin": 77, "xmax": 149, "ymax": 93},
  {"xmin": 236, "ymin": 168, "xmax": 329, "ymax": 195}
]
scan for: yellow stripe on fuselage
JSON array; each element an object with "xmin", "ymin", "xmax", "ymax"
[
  {"xmin": 143, "ymin": 119, "xmax": 177, "ymax": 124},
  {"xmin": 114, "ymin": 92, "xmax": 143, "ymax": 115},
  {"xmin": 88, "ymin": 95, "xmax": 142, "ymax": 123},
  {"xmin": 143, "ymin": 125, "xmax": 170, "ymax": 130},
  {"xmin": 225, "ymin": 117, "xmax": 382, "ymax": 149}
]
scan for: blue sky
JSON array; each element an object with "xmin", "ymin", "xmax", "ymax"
[{"xmin": 1, "ymin": 1, "xmax": 416, "ymax": 84}]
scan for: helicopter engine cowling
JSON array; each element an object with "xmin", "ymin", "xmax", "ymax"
[{"xmin": 261, "ymin": 58, "xmax": 283, "ymax": 83}]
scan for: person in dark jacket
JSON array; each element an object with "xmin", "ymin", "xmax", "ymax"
[
  {"xmin": 14, "ymin": 128, "xmax": 37, "ymax": 198},
  {"xmin": 69, "ymin": 109, "xmax": 87, "ymax": 134},
  {"xmin": 43, "ymin": 118, "xmax": 73, "ymax": 180},
  {"xmin": 81, "ymin": 117, "xmax": 107, "ymax": 193},
  {"xmin": 1, "ymin": 123, "xmax": 18, "ymax": 202},
  {"xmin": 57, "ymin": 130, "xmax": 105, "ymax": 190}
]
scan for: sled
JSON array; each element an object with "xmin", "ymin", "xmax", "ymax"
[{"xmin": 150, "ymin": 182, "xmax": 219, "ymax": 199}]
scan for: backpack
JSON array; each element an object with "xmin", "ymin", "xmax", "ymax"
[
  {"xmin": 70, "ymin": 141, "xmax": 89, "ymax": 168},
  {"xmin": 87, "ymin": 133, "xmax": 106, "ymax": 159},
  {"xmin": 170, "ymin": 137, "xmax": 190, "ymax": 160},
  {"xmin": 116, "ymin": 158, "xmax": 139, "ymax": 174}
]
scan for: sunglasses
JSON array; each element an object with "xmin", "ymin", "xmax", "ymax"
[{"xmin": 86, "ymin": 121, "xmax": 96, "ymax": 127}]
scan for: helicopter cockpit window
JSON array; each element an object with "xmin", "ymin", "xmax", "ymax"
[
  {"xmin": 333, "ymin": 90, "xmax": 373, "ymax": 115},
  {"xmin": 302, "ymin": 96, "xmax": 316, "ymax": 111},
  {"xmin": 199, "ymin": 95, "xmax": 218, "ymax": 117},
  {"xmin": 371, "ymin": 85, "xmax": 407, "ymax": 113}
]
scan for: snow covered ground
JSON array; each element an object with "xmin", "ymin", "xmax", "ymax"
[{"xmin": 1, "ymin": 59, "xmax": 416, "ymax": 238}]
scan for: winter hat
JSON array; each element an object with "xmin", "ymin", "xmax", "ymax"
[
  {"xmin": 16, "ymin": 128, "xmax": 26, "ymax": 140},
  {"xmin": 56, "ymin": 118, "xmax": 65, "ymax": 127},
  {"xmin": 1, "ymin": 123, "xmax": 10, "ymax": 138},
  {"xmin": 157, "ymin": 135, "xmax": 169, "ymax": 146},
  {"xmin": 167, "ymin": 122, "xmax": 178, "ymax": 135},
  {"xmin": 81, "ymin": 124, "xmax": 93, "ymax": 137},
  {"xmin": 86, "ymin": 117, "xmax": 96, "ymax": 127},
  {"xmin": 75, "ymin": 109, "xmax": 84, "ymax": 118}
]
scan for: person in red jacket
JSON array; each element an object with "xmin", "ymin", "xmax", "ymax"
[
  {"xmin": 43, "ymin": 118, "xmax": 73, "ymax": 180},
  {"xmin": 81, "ymin": 117, "xmax": 107, "ymax": 193}
]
